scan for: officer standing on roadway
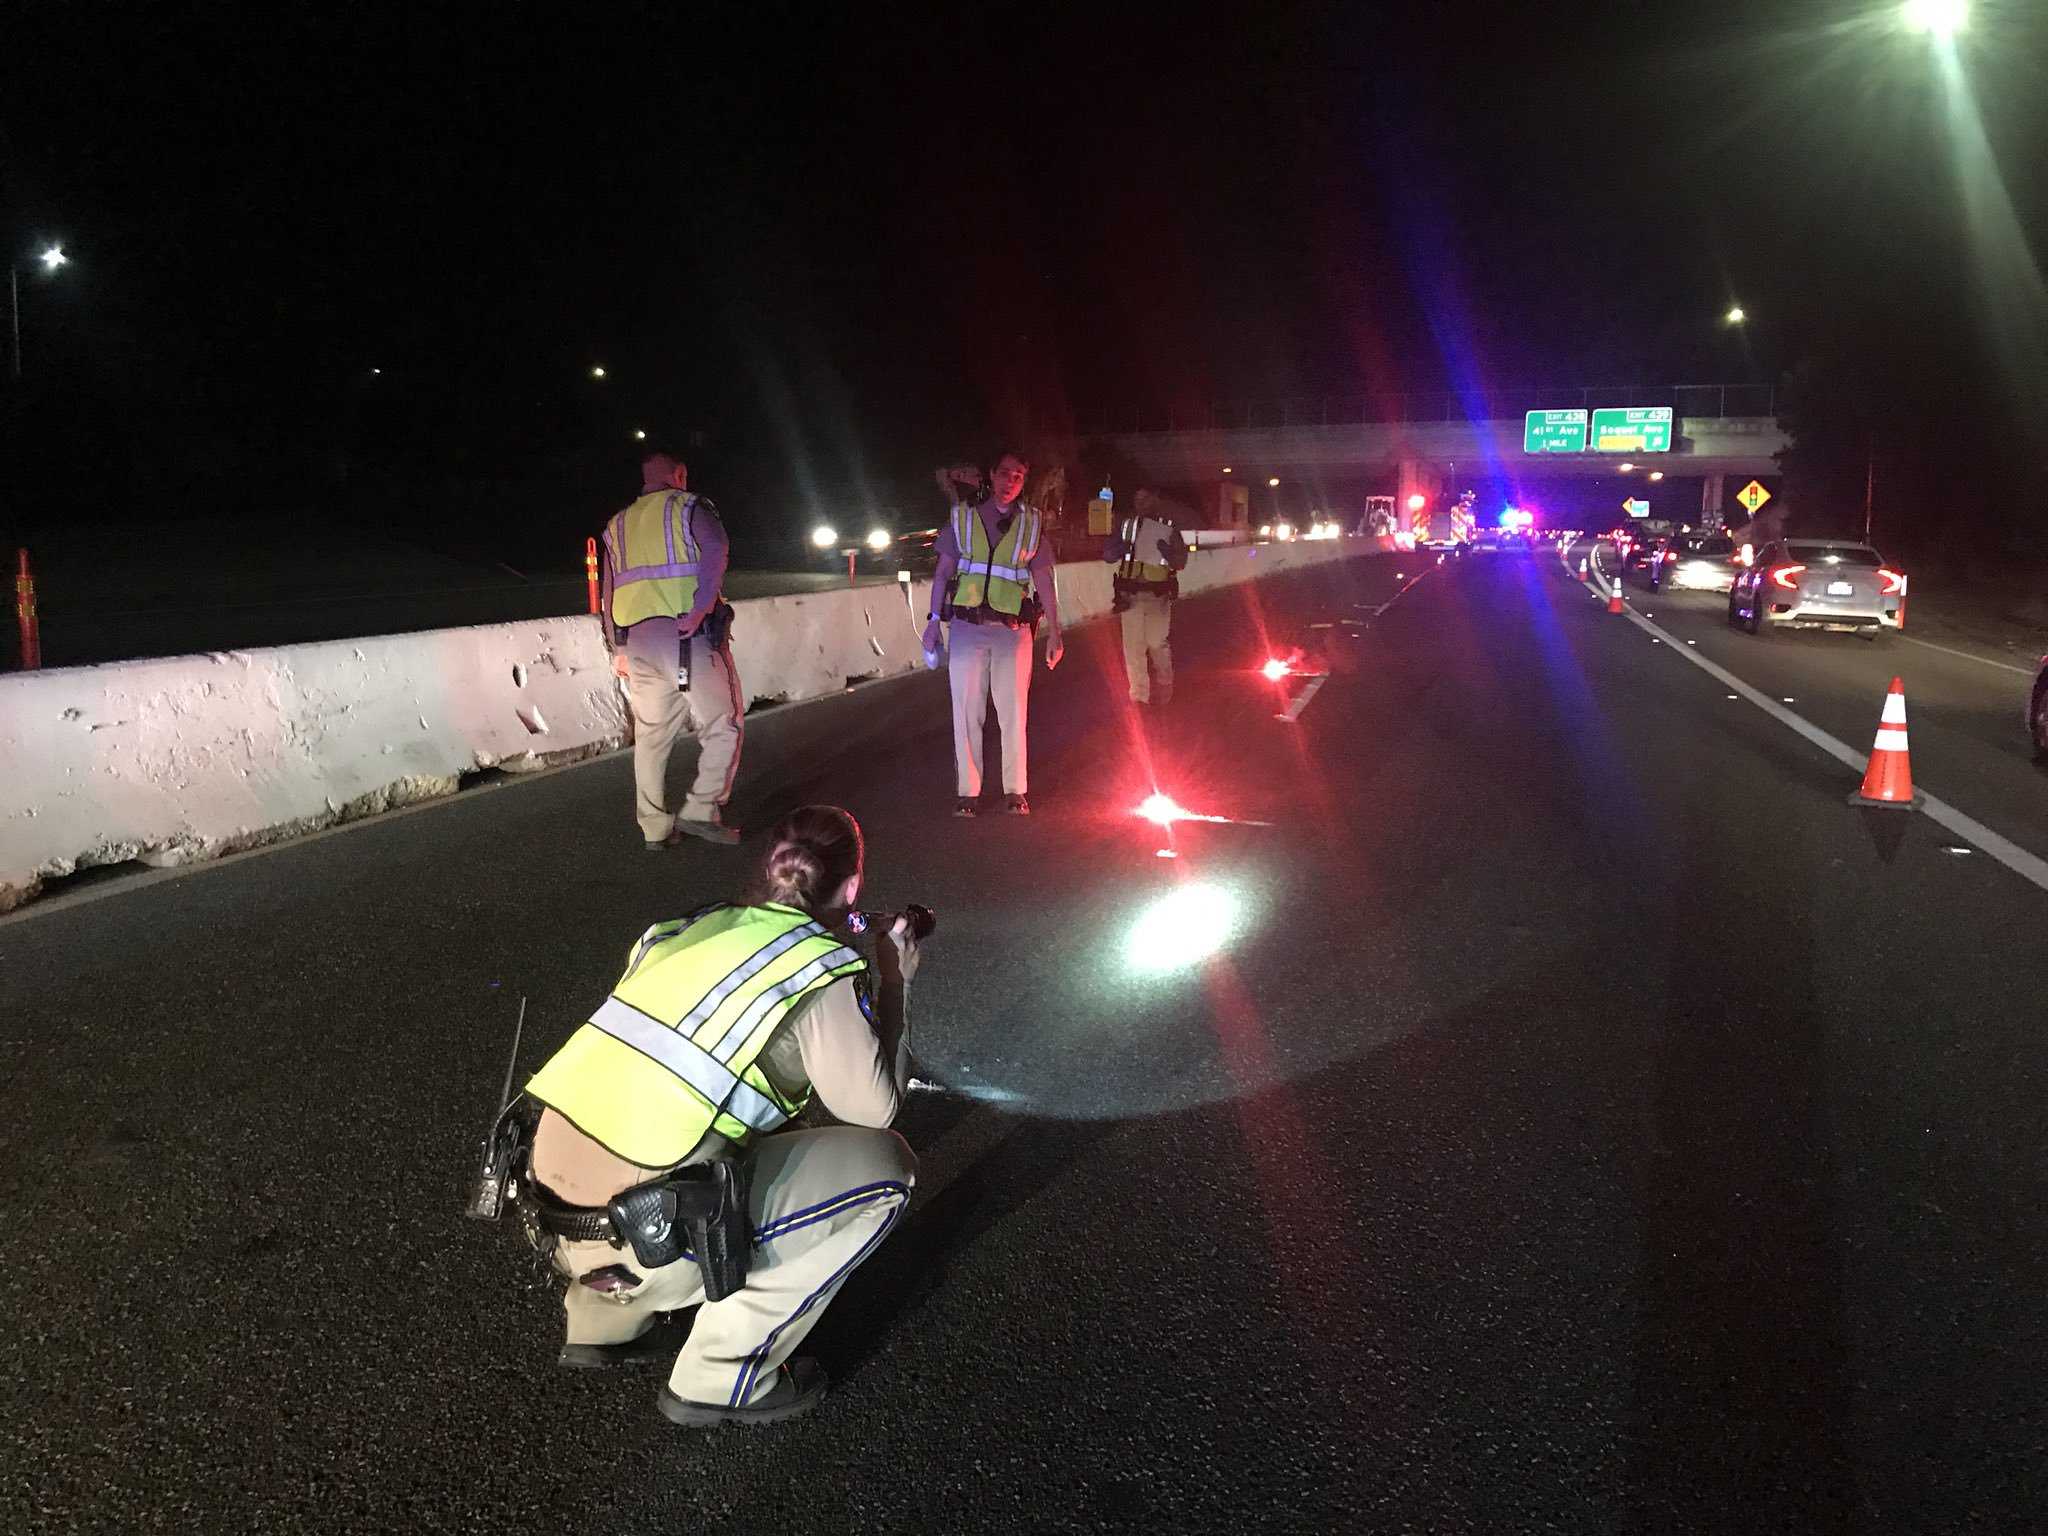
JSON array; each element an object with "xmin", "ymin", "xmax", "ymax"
[
  {"xmin": 599, "ymin": 452, "xmax": 744, "ymax": 848},
  {"xmin": 921, "ymin": 450, "xmax": 1064, "ymax": 817},
  {"xmin": 1104, "ymin": 487, "xmax": 1190, "ymax": 707},
  {"xmin": 521, "ymin": 804, "xmax": 920, "ymax": 1426}
]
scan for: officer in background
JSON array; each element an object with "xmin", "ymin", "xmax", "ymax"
[
  {"xmin": 1104, "ymin": 487, "xmax": 1190, "ymax": 707},
  {"xmin": 921, "ymin": 450, "xmax": 1064, "ymax": 817},
  {"xmin": 522, "ymin": 804, "xmax": 920, "ymax": 1427},
  {"xmin": 599, "ymin": 453, "xmax": 743, "ymax": 848}
]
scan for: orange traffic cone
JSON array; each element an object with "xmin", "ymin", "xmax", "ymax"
[
  {"xmin": 1849, "ymin": 676, "xmax": 1919, "ymax": 809},
  {"xmin": 1606, "ymin": 582, "xmax": 1624, "ymax": 615},
  {"xmin": 1577, "ymin": 557, "xmax": 1589, "ymax": 583}
]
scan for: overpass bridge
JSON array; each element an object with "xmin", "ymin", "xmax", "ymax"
[{"xmin": 1058, "ymin": 385, "xmax": 1790, "ymax": 523}]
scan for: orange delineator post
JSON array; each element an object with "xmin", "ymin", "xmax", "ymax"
[
  {"xmin": 1849, "ymin": 675, "xmax": 1917, "ymax": 809},
  {"xmin": 584, "ymin": 537, "xmax": 600, "ymax": 616},
  {"xmin": 14, "ymin": 547, "xmax": 40, "ymax": 671}
]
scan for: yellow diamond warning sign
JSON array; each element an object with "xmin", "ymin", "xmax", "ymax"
[{"xmin": 1736, "ymin": 479, "xmax": 1772, "ymax": 515}]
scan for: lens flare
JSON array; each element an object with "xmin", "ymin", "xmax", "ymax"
[
  {"xmin": 1137, "ymin": 793, "xmax": 1185, "ymax": 825},
  {"xmin": 1125, "ymin": 883, "xmax": 1241, "ymax": 976},
  {"xmin": 1261, "ymin": 658, "xmax": 1291, "ymax": 681}
]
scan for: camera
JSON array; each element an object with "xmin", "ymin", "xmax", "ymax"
[{"xmin": 849, "ymin": 904, "xmax": 937, "ymax": 942}]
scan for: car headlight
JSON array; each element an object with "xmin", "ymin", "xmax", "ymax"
[
  {"xmin": 865, "ymin": 529, "xmax": 890, "ymax": 551},
  {"xmin": 811, "ymin": 526, "xmax": 838, "ymax": 549}
]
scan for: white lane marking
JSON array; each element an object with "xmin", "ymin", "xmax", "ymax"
[
  {"xmin": 1607, "ymin": 601, "xmax": 2048, "ymax": 896},
  {"xmin": 1278, "ymin": 675, "xmax": 1327, "ymax": 722},
  {"xmin": 1900, "ymin": 636, "xmax": 2037, "ymax": 678}
]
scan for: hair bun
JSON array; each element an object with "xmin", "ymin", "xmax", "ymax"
[{"xmin": 756, "ymin": 806, "xmax": 865, "ymax": 915}]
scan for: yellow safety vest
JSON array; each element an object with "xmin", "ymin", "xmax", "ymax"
[
  {"xmin": 604, "ymin": 491, "xmax": 703, "ymax": 629},
  {"xmin": 949, "ymin": 502, "xmax": 1042, "ymax": 616},
  {"xmin": 524, "ymin": 904, "xmax": 866, "ymax": 1168},
  {"xmin": 1116, "ymin": 517, "xmax": 1175, "ymax": 585}
]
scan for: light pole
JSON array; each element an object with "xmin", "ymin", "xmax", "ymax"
[{"xmin": 9, "ymin": 244, "xmax": 68, "ymax": 383}]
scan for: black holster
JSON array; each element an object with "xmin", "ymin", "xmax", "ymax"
[{"xmin": 607, "ymin": 1156, "xmax": 753, "ymax": 1302}]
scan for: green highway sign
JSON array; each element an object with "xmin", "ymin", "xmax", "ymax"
[
  {"xmin": 1523, "ymin": 409, "xmax": 1588, "ymax": 454},
  {"xmin": 1623, "ymin": 498, "xmax": 1651, "ymax": 518},
  {"xmin": 1590, "ymin": 406, "xmax": 1673, "ymax": 453}
]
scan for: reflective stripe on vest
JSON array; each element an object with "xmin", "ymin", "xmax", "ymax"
[
  {"xmin": 949, "ymin": 503, "xmax": 1040, "ymax": 614},
  {"xmin": 1118, "ymin": 517, "xmax": 1174, "ymax": 585},
  {"xmin": 524, "ymin": 904, "xmax": 866, "ymax": 1167},
  {"xmin": 607, "ymin": 491, "xmax": 703, "ymax": 628}
]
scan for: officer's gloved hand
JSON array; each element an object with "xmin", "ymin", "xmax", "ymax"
[
  {"xmin": 920, "ymin": 618, "xmax": 942, "ymax": 656},
  {"xmin": 886, "ymin": 916, "xmax": 924, "ymax": 984}
]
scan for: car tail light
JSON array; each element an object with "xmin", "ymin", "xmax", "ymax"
[
  {"xmin": 1662, "ymin": 551, "xmax": 1676, "ymax": 563},
  {"xmin": 1878, "ymin": 567, "xmax": 1906, "ymax": 595},
  {"xmin": 1768, "ymin": 563, "xmax": 1807, "ymax": 591}
]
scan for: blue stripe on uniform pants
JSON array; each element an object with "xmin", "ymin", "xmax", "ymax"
[
  {"xmin": 727, "ymin": 1188, "xmax": 909, "ymax": 1407},
  {"xmin": 751, "ymin": 1179, "xmax": 911, "ymax": 1245}
]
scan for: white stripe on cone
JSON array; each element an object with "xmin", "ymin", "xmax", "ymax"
[
  {"xmin": 1880, "ymin": 692, "xmax": 1908, "ymax": 725},
  {"xmin": 1874, "ymin": 727, "xmax": 1909, "ymax": 751}
]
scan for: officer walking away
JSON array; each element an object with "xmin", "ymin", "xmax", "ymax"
[
  {"xmin": 599, "ymin": 452, "xmax": 744, "ymax": 848},
  {"xmin": 921, "ymin": 450, "xmax": 1064, "ymax": 817},
  {"xmin": 1104, "ymin": 487, "xmax": 1190, "ymax": 707},
  {"xmin": 521, "ymin": 805, "xmax": 921, "ymax": 1426}
]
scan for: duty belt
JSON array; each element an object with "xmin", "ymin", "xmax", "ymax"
[{"xmin": 530, "ymin": 1182, "xmax": 618, "ymax": 1244}]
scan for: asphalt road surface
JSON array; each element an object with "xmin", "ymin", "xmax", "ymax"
[{"xmin": 5, "ymin": 549, "xmax": 2045, "ymax": 1533}]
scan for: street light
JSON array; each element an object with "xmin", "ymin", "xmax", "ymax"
[
  {"xmin": 1619, "ymin": 462, "xmax": 1636, "ymax": 473},
  {"xmin": 1648, "ymin": 470, "xmax": 1665, "ymax": 482},
  {"xmin": 632, "ymin": 428, "xmax": 647, "ymax": 440},
  {"xmin": 1725, "ymin": 305, "xmax": 1747, "ymax": 325},
  {"xmin": 590, "ymin": 365, "xmax": 606, "ymax": 379},
  {"xmin": 1902, "ymin": 0, "xmax": 1968, "ymax": 36},
  {"xmin": 1267, "ymin": 476, "xmax": 1280, "ymax": 487},
  {"xmin": 10, "ymin": 241, "xmax": 69, "ymax": 382}
]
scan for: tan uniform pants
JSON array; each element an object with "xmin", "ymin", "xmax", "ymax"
[
  {"xmin": 947, "ymin": 619, "xmax": 1032, "ymax": 797},
  {"xmin": 625, "ymin": 638, "xmax": 743, "ymax": 843},
  {"xmin": 1119, "ymin": 592, "xmax": 1174, "ymax": 704},
  {"xmin": 554, "ymin": 1126, "xmax": 915, "ymax": 1408}
]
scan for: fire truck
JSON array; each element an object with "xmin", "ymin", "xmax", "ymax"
[{"xmin": 1412, "ymin": 491, "xmax": 1476, "ymax": 550}]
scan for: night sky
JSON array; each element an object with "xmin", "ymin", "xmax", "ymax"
[{"xmin": 4, "ymin": 1, "xmax": 2044, "ymax": 550}]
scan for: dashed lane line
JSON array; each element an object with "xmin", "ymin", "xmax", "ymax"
[{"xmin": 1569, "ymin": 541, "xmax": 2048, "ymax": 896}]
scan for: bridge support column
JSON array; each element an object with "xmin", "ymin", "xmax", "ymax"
[{"xmin": 1700, "ymin": 473, "xmax": 1726, "ymax": 531}]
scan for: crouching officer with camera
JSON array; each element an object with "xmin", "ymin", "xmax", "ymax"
[
  {"xmin": 1104, "ymin": 487, "xmax": 1190, "ymax": 707},
  {"xmin": 515, "ymin": 805, "xmax": 922, "ymax": 1426}
]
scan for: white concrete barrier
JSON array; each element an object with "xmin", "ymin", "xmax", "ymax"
[{"xmin": 1, "ymin": 538, "xmax": 1380, "ymax": 911}]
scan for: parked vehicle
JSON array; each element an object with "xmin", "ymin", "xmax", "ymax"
[
  {"xmin": 1727, "ymin": 540, "xmax": 1905, "ymax": 638},
  {"xmin": 2029, "ymin": 653, "xmax": 2048, "ymax": 761},
  {"xmin": 1650, "ymin": 534, "xmax": 1738, "ymax": 593}
]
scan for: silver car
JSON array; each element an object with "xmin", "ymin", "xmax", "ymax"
[
  {"xmin": 1652, "ymin": 534, "xmax": 1738, "ymax": 593},
  {"xmin": 1727, "ymin": 539, "xmax": 1905, "ymax": 638}
]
